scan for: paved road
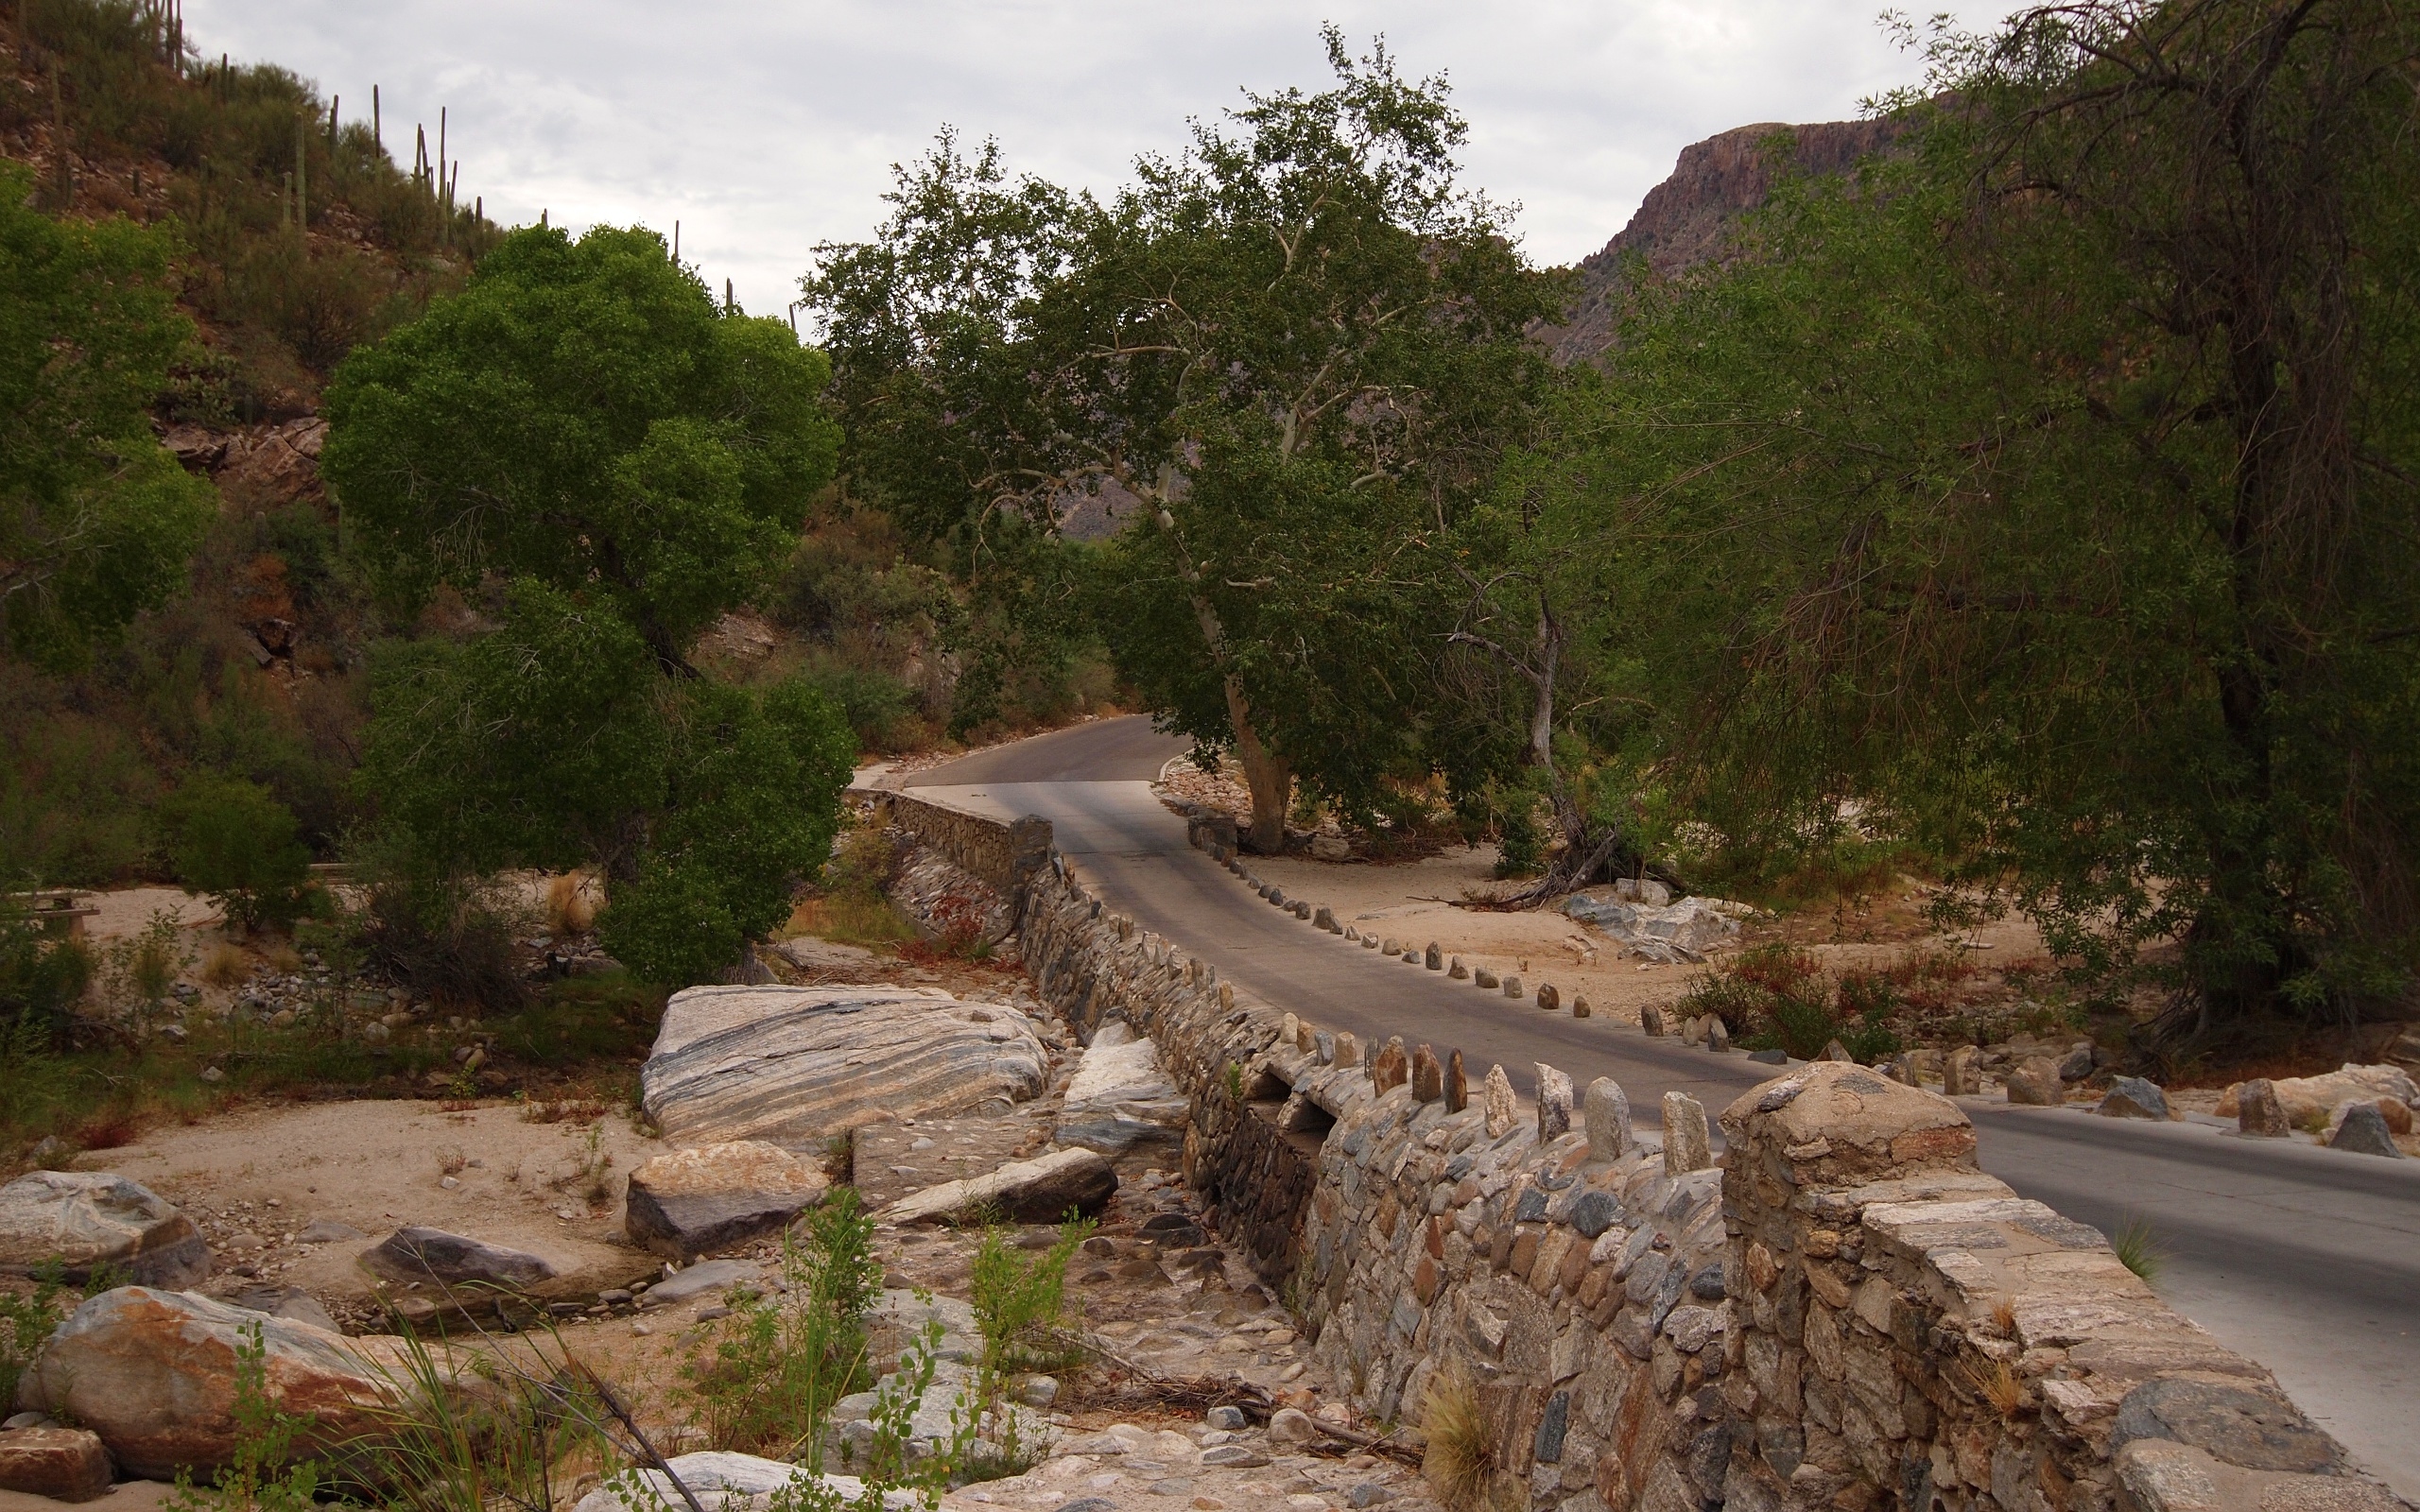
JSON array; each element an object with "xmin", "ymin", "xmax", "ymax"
[{"xmin": 903, "ymin": 719, "xmax": 2420, "ymax": 1497}]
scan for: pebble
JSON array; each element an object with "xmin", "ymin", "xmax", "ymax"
[
  {"xmin": 1192, "ymin": 1500, "xmax": 1226, "ymax": 1511},
  {"xmin": 1201, "ymin": 1446, "xmax": 1270, "ymax": 1469},
  {"xmin": 1205, "ymin": 1406, "xmax": 1248, "ymax": 1430},
  {"xmin": 630, "ymin": 1322, "xmax": 653, "ymax": 1336},
  {"xmin": 1346, "ymin": 1485, "xmax": 1391, "ymax": 1507}
]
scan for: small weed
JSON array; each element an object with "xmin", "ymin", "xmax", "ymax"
[
  {"xmin": 970, "ymin": 1216, "xmax": 1093, "ymax": 1383},
  {"xmin": 2111, "ymin": 1218, "xmax": 2163, "ymax": 1282},
  {"xmin": 520, "ymin": 1097, "xmax": 610, "ymax": 1125},
  {"xmin": 164, "ymin": 1319, "xmax": 321, "ymax": 1512},
  {"xmin": 434, "ymin": 1144, "xmax": 467, "ymax": 1177},
  {"xmin": 0, "ymin": 1272, "xmax": 68, "ymax": 1410},
  {"xmin": 681, "ymin": 1189, "xmax": 882, "ymax": 1464}
]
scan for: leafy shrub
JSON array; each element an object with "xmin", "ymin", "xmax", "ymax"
[
  {"xmin": 797, "ymin": 660, "xmax": 921, "ymax": 753},
  {"xmin": 0, "ymin": 919, "xmax": 93, "ymax": 1044},
  {"xmin": 357, "ymin": 876, "xmax": 530, "ymax": 1014},
  {"xmin": 0, "ymin": 1269, "xmax": 67, "ymax": 1411},
  {"xmin": 969, "ymin": 1217, "xmax": 1092, "ymax": 1384},
  {"xmin": 1491, "ymin": 792, "xmax": 1543, "ymax": 879},
  {"xmin": 1681, "ymin": 943, "xmax": 1906, "ymax": 1062},
  {"xmin": 683, "ymin": 1188, "xmax": 881, "ymax": 1463},
  {"xmin": 158, "ymin": 773, "xmax": 312, "ymax": 932}
]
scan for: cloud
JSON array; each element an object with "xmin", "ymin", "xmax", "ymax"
[{"xmin": 182, "ymin": 0, "xmax": 2004, "ymax": 318}]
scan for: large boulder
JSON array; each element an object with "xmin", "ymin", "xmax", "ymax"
[
  {"xmin": 883, "ymin": 1148, "xmax": 1117, "ymax": 1227},
  {"xmin": 1054, "ymin": 1022, "xmax": 1188, "ymax": 1156},
  {"xmin": 0, "ymin": 1173, "xmax": 211, "ymax": 1289},
  {"xmin": 624, "ymin": 1142, "xmax": 830, "ymax": 1261},
  {"xmin": 2216, "ymin": 1063, "xmax": 2419, "ymax": 1129},
  {"xmin": 641, "ymin": 987, "xmax": 1048, "ymax": 1147},
  {"xmin": 358, "ymin": 1227, "xmax": 556, "ymax": 1299},
  {"xmin": 18, "ymin": 1287, "xmax": 482, "ymax": 1481}
]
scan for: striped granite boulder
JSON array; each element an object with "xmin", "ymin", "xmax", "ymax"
[{"xmin": 640, "ymin": 986, "xmax": 1048, "ymax": 1149}]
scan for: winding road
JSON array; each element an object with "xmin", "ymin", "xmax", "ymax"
[{"xmin": 899, "ymin": 716, "xmax": 2420, "ymax": 1497}]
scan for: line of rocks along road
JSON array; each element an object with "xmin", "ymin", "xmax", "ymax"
[{"xmin": 896, "ymin": 718, "xmax": 2420, "ymax": 1500}]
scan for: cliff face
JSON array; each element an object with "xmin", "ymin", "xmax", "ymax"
[{"xmin": 1544, "ymin": 117, "xmax": 1900, "ymax": 364}]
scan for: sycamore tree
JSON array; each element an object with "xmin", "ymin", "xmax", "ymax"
[
  {"xmin": 806, "ymin": 31, "xmax": 1559, "ymax": 850},
  {"xmin": 0, "ymin": 163, "xmax": 213, "ymax": 668},
  {"xmin": 327, "ymin": 225, "xmax": 855, "ymax": 988},
  {"xmin": 1574, "ymin": 1, "xmax": 2420, "ymax": 1049}
]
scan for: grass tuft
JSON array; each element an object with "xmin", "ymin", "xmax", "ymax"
[
  {"xmin": 2111, "ymin": 1217, "xmax": 2163, "ymax": 1282},
  {"xmin": 1420, "ymin": 1363, "xmax": 1500, "ymax": 1512}
]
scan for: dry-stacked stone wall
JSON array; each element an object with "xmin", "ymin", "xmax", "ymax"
[
  {"xmin": 871, "ymin": 790, "xmax": 2401, "ymax": 1512},
  {"xmin": 1720, "ymin": 1061, "xmax": 2400, "ymax": 1512}
]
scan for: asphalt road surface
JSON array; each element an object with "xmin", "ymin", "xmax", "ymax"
[{"xmin": 902, "ymin": 718, "xmax": 2420, "ymax": 1497}]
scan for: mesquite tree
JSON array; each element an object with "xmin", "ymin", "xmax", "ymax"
[{"xmin": 806, "ymin": 30, "xmax": 1557, "ymax": 850}]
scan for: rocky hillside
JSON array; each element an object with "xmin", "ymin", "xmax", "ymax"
[{"xmin": 1543, "ymin": 117, "xmax": 1901, "ymax": 364}]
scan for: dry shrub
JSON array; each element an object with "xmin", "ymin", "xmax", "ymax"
[
  {"xmin": 201, "ymin": 942, "xmax": 251, "ymax": 988},
  {"xmin": 76, "ymin": 1108, "xmax": 142, "ymax": 1151},
  {"xmin": 1420, "ymin": 1363, "xmax": 1501, "ymax": 1512},
  {"xmin": 264, "ymin": 944, "xmax": 303, "ymax": 972},
  {"xmin": 1965, "ymin": 1356, "xmax": 2024, "ymax": 1418},
  {"xmin": 520, "ymin": 1098, "xmax": 609, "ymax": 1125},
  {"xmin": 1992, "ymin": 1297, "xmax": 2018, "ymax": 1339},
  {"xmin": 546, "ymin": 871, "xmax": 600, "ymax": 937}
]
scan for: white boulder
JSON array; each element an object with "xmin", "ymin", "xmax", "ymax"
[
  {"xmin": 1055, "ymin": 1021, "xmax": 1188, "ymax": 1155},
  {"xmin": 641, "ymin": 987, "xmax": 1047, "ymax": 1147}
]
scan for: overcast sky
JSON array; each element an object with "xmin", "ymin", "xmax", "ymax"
[{"xmin": 181, "ymin": 1, "xmax": 2003, "ymax": 321}]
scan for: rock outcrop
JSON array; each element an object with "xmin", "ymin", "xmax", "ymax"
[
  {"xmin": 883, "ymin": 1148, "xmax": 1117, "ymax": 1226},
  {"xmin": 1543, "ymin": 118, "xmax": 1903, "ymax": 364},
  {"xmin": 1054, "ymin": 1021, "xmax": 1187, "ymax": 1155},
  {"xmin": 623, "ymin": 1141, "xmax": 830, "ymax": 1260},
  {"xmin": 19, "ymin": 1287, "xmax": 482, "ymax": 1481},
  {"xmin": 0, "ymin": 1172, "xmax": 211, "ymax": 1289},
  {"xmin": 572, "ymin": 1451, "xmax": 914, "ymax": 1512},
  {"xmin": 640, "ymin": 986, "xmax": 1048, "ymax": 1147}
]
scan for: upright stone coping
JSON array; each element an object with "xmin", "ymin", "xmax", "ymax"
[
  {"xmin": 895, "ymin": 793, "xmax": 2390, "ymax": 1512},
  {"xmin": 1718, "ymin": 1062, "xmax": 2393, "ymax": 1512}
]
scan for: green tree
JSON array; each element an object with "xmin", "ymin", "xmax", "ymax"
[
  {"xmin": 332, "ymin": 227, "xmax": 858, "ymax": 987},
  {"xmin": 1573, "ymin": 0, "xmax": 2420, "ymax": 1047},
  {"xmin": 323, "ymin": 224, "xmax": 842, "ymax": 670},
  {"xmin": 807, "ymin": 31, "xmax": 1560, "ymax": 850},
  {"xmin": 158, "ymin": 772, "xmax": 312, "ymax": 933},
  {"xmin": 0, "ymin": 163, "xmax": 214, "ymax": 666}
]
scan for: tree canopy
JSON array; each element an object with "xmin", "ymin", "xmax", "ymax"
[
  {"xmin": 0, "ymin": 163, "xmax": 214, "ymax": 667},
  {"xmin": 329, "ymin": 225, "xmax": 857, "ymax": 988},
  {"xmin": 1542, "ymin": 0, "xmax": 2420, "ymax": 1045},
  {"xmin": 807, "ymin": 30, "xmax": 1562, "ymax": 849},
  {"xmin": 324, "ymin": 223, "xmax": 843, "ymax": 670}
]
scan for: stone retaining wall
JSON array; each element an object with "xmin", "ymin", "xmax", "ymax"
[
  {"xmin": 873, "ymin": 791, "xmax": 1052, "ymax": 893},
  {"xmin": 880, "ymin": 796, "xmax": 2402, "ymax": 1512},
  {"xmin": 1719, "ymin": 1062, "xmax": 2398, "ymax": 1512}
]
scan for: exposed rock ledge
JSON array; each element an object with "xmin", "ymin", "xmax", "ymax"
[{"xmin": 639, "ymin": 985, "xmax": 1048, "ymax": 1149}]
